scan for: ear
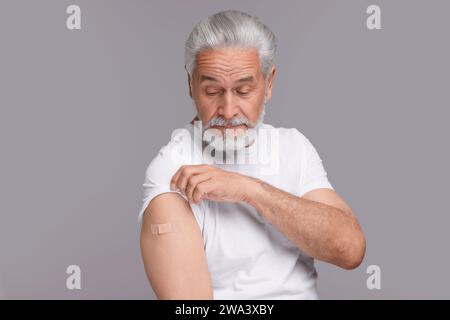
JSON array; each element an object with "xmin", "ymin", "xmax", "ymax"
[
  {"xmin": 185, "ymin": 66, "xmax": 193, "ymax": 98},
  {"xmin": 265, "ymin": 65, "xmax": 276, "ymax": 102}
]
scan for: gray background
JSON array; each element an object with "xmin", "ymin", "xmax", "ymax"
[{"xmin": 0, "ymin": 0, "xmax": 448, "ymax": 299}]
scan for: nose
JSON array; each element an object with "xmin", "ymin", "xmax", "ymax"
[{"xmin": 217, "ymin": 91, "xmax": 239, "ymax": 120}]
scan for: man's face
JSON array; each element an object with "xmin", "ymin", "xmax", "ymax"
[{"xmin": 188, "ymin": 47, "xmax": 275, "ymax": 135}]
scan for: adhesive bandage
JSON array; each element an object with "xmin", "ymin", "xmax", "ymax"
[{"xmin": 150, "ymin": 223, "xmax": 176, "ymax": 235}]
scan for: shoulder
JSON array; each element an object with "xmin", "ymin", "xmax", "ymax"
[
  {"xmin": 262, "ymin": 123, "xmax": 312, "ymax": 154},
  {"xmin": 144, "ymin": 124, "xmax": 197, "ymax": 185},
  {"xmin": 262, "ymin": 123, "xmax": 308, "ymax": 140}
]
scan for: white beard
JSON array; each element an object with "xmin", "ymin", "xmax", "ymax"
[{"xmin": 201, "ymin": 104, "xmax": 266, "ymax": 153}]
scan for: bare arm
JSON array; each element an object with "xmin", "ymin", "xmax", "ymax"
[
  {"xmin": 244, "ymin": 180, "xmax": 366, "ymax": 270},
  {"xmin": 139, "ymin": 193, "xmax": 213, "ymax": 299}
]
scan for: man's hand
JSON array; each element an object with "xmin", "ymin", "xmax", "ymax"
[{"xmin": 170, "ymin": 164, "xmax": 253, "ymax": 204}]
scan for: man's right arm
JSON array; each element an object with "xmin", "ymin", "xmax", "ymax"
[{"xmin": 139, "ymin": 192, "xmax": 213, "ymax": 299}]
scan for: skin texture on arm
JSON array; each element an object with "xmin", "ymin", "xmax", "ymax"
[
  {"xmin": 139, "ymin": 192, "xmax": 213, "ymax": 299},
  {"xmin": 245, "ymin": 182, "xmax": 366, "ymax": 270}
]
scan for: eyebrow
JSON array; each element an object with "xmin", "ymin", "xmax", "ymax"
[{"xmin": 199, "ymin": 75, "xmax": 255, "ymax": 84}]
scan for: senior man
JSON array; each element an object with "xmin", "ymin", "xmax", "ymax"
[{"xmin": 138, "ymin": 10, "xmax": 365, "ymax": 300}]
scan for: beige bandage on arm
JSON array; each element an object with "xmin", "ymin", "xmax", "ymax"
[{"xmin": 150, "ymin": 223, "xmax": 176, "ymax": 235}]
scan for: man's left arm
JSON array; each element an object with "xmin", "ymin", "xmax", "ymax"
[
  {"xmin": 171, "ymin": 165, "xmax": 366, "ymax": 270},
  {"xmin": 242, "ymin": 178, "xmax": 366, "ymax": 270}
]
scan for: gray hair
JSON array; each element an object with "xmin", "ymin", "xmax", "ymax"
[{"xmin": 184, "ymin": 10, "xmax": 277, "ymax": 81}]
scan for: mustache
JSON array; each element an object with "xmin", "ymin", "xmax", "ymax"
[{"xmin": 204, "ymin": 116, "xmax": 254, "ymax": 130}]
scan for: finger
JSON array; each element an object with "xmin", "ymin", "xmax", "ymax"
[
  {"xmin": 192, "ymin": 178, "xmax": 217, "ymax": 204},
  {"xmin": 175, "ymin": 166, "xmax": 200, "ymax": 195},
  {"xmin": 185, "ymin": 172, "xmax": 214, "ymax": 203},
  {"xmin": 170, "ymin": 165, "xmax": 189, "ymax": 191},
  {"xmin": 171, "ymin": 165, "xmax": 210, "ymax": 194},
  {"xmin": 171, "ymin": 165, "xmax": 200, "ymax": 190}
]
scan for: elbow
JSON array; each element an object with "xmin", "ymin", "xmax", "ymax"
[{"xmin": 338, "ymin": 230, "xmax": 366, "ymax": 270}]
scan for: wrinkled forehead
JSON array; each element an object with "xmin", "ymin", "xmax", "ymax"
[{"xmin": 193, "ymin": 47, "xmax": 262, "ymax": 84}]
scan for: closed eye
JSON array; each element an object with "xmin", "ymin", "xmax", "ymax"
[
  {"xmin": 235, "ymin": 86, "xmax": 253, "ymax": 96},
  {"xmin": 205, "ymin": 87, "xmax": 223, "ymax": 96}
]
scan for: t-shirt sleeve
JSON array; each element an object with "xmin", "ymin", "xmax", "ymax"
[
  {"xmin": 299, "ymin": 135, "xmax": 334, "ymax": 197},
  {"xmin": 138, "ymin": 147, "xmax": 177, "ymax": 225},
  {"xmin": 137, "ymin": 132, "xmax": 204, "ymax": 227}
]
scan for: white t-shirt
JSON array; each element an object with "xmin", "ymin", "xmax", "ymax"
[{"xmin": 138, "ymin": 122, "xmax": 334, "ymax": 299}]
